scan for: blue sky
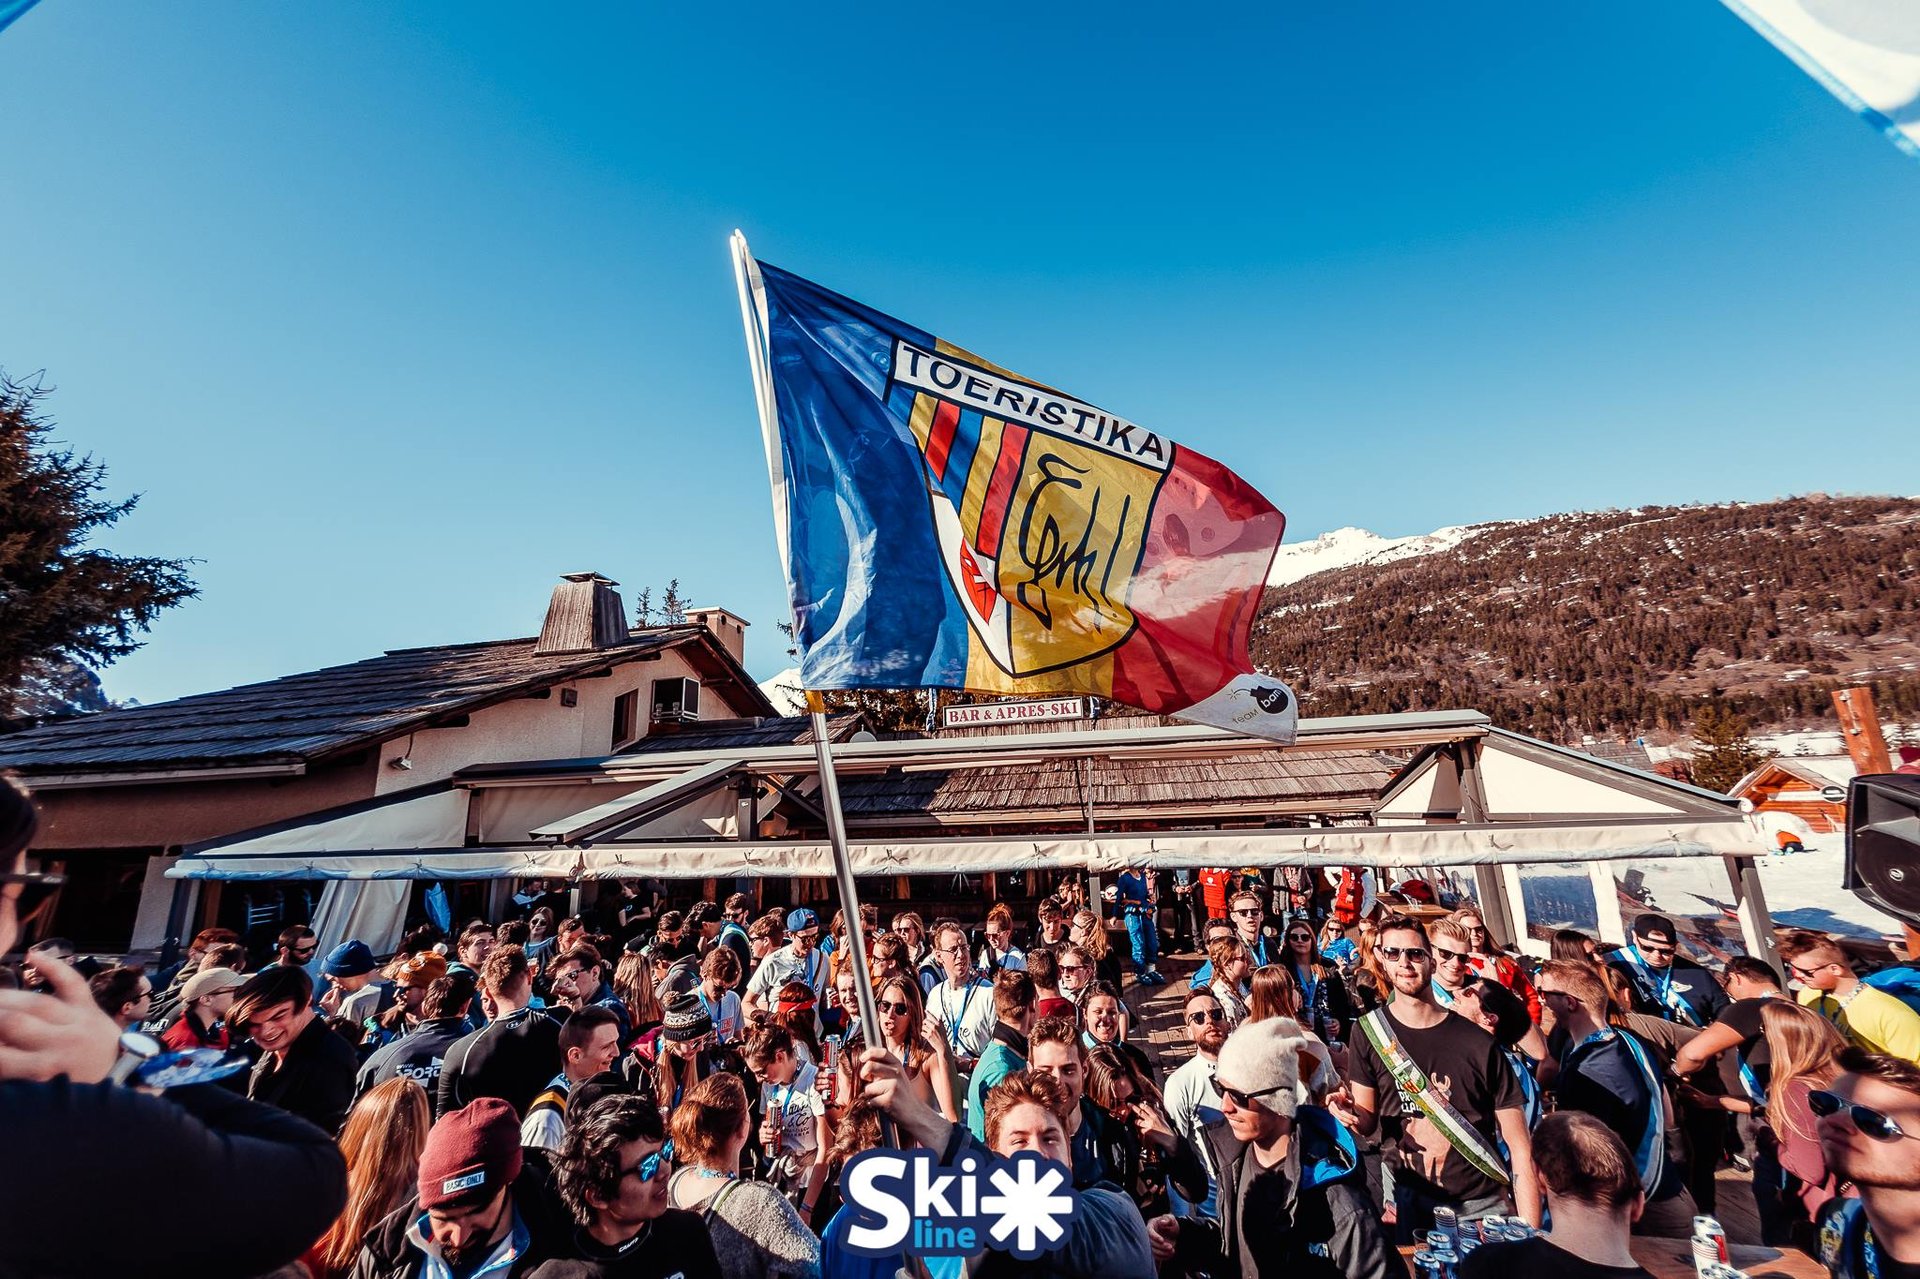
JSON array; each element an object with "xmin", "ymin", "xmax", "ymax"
[{"xmin": 2, "ymin": 3, "xmax": 1916, "ymax": 705}]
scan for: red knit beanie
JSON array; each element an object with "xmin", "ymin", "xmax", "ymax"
[{"xmin": 418, "ymin": 1098, "xmax": 523, "ymax": 1209}]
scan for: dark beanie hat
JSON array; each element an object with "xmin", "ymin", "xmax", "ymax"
[
  {"xmin": 661, "ymin": 991, "xmax": 714, "ymax": 1043},
  {"xmin": 418, "ymin": 1098, "xmax": 523, "ymax": 1210}
]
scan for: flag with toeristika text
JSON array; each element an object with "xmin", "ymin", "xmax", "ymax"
[{"xmin": 735, "ymin": 240, "xmax": 1296, "ymax": 741}]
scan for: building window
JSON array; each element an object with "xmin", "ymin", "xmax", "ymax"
[{"xmin": 612, "ymin": 689, "xmax": 639, "ymax": 747}]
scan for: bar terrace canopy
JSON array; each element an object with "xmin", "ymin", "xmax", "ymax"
[{"xmin": 169, "ymin": 709, "xmax": 1765, "ymax": 881}]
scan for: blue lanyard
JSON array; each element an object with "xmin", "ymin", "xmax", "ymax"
[
  {"xmin": 1297, "ymin": 964, "xmax": 1320, "ymax": 1010},
  {"xmin": 948, "ymin": 982, "xmax": 979, "ymax": 1052}
]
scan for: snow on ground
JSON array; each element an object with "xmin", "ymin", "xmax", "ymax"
[
  {"xmin": 1266, "ymin": 524, "xmax": 1487, "ymax": 588},
  {"xmin": 1633, "ymin": 841, "xmax": 1903, "ymax": 943}
]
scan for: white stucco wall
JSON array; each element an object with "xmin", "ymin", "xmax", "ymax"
[{"xmin": 371, "ymin": 650, "xmax": 756, "ymax": 795}]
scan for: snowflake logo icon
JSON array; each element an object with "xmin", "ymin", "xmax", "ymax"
[{"xmin": 980, "ymin": 1154, "xmax": 1077, "ymax": 1257}]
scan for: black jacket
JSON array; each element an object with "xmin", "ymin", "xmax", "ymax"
[
  {"xmin": 356, "ymin": 1015, "xmax": 471, "ymax": 1114},
  {"xmin": 248, "ymin": 1014, "xmax": 360, "ymax": 1135},
  {"xmin": 348, "ymin": 1165, "xmax": 572, "ymax": 1279},
  {"xmin": 0, "ymin": 1078, "xmax": 346, "ymax": 1279},
  {"xmin": 437, "ymin": 1004, "xmax": 563, "ymax": 1118},
  {"xmin": 1174, "ymin": 1106, "xmax": 1406, "ymax": 1279}
]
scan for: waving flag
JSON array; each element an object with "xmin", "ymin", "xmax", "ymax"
[
  {"xmin": 1721, "ymin": 1, "xmax": 1920, "ymax": 160},
  {"xmin": 732, "ymin": 234, "xmax": 1296, "ymax": 740},
  {"xmin": 0, "ymin": 0, "xmax": 44, "ymax": 37}
]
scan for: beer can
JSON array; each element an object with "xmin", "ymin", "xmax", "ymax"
[
  {"xmin": 1693, "ymin": 1217, "xmax": 1730, "ymax": 1265},
  {"xmin": 1692, "ymin": 1235, "xmax": 1721, "ymax": 1278},
  {"xmin": 1427, "ymin": 1231, "xmax": 1453, "ymax": 1253},
  {"xmin": 1433, "ymin": 1207, "xmax": 1459, "ymax": 1244},
  {"xmin": 1412, "ymin": 1249, "xmax": 1438, "ymax": 1279}
]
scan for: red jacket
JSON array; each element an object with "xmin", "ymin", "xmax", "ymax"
[
  {"xmin": 1198, "ymin": 869, "xmax": 1235, "ymax": 917},
  {"xmin": 1470, "ymin": 952, "xmax": 1542, "ymax": 1023},
  {"xmin": 162, "ymin": 1013, "xmax": 228, "ymax": 1052}
]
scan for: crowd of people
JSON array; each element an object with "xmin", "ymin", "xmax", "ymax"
[{"xmin": 4, "ymin": 844, "xmax": 1920, "ymax": 1279}]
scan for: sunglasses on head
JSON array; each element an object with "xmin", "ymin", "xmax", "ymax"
[
  {"xmin": 1809, "ymin": 1090, "xmax": 1917, "ymax": 1142},
  {"xmin": 1217, "ymin": 1081, "xmax": 1289, "ymax": 1109},
  {"xmin": 1378, "ymin": 945, "xmax": 1430, "ymax": 962},
  {"xmin": 623, "ymin": 1138, "xmax": 676, "ymax": 1182},
  {"xmin": 1, "ymin": 869, "xmax": 66, "ymax": 920}
]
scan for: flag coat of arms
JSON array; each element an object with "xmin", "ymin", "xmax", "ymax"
[{"xmin": 732, "ymin": 235, "xmax": 1297, "ymax": 740}]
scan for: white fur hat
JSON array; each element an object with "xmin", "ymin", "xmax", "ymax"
[{"xmin": 1214, "ymin": 1016, "xmax": 1316, "ymax": 1118}]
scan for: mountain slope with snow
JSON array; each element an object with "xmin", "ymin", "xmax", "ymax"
[{"xmin": 1267, "ymin": 524, "xmax": 1490, "ymax": 587}]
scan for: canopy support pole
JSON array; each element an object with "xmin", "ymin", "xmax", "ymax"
[{"xmin": 1726, "ymin": 852, "xmax": 1781, "ymax": 979}]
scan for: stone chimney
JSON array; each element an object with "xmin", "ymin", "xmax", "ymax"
[
  {"xmin": 534, "ymin": 573, "xmax": 629, "ymax": 654},
  {"xmin": 686, "ymin": 606, "xmax": 749, "ymax": 665}
]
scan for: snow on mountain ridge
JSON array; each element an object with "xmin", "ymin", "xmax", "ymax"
[{"xmin": 1267, "ymin": 523, "xmax": 1487, "ymax": 587}]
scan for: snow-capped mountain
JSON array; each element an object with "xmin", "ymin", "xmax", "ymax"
[{"xmin": 1266, "ymin": 524, "xmax": 1488, "ymax": 587}]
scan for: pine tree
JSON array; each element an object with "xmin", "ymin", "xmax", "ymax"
[
  {"xmin": 1689, "ymin": 700, "xmax": 1773, "ymax": 795},
  {"xmin": 661, "ymin": 579, "xmax": 687, "ymax": 625},
  {"xmin": 0, "ymin": 372, "xmax": 197, "ymax": 723}
]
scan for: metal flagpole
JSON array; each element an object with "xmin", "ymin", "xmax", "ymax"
[{"xmin": 804, "ymin": 694, "xmax": 886, "ymax": 1047}]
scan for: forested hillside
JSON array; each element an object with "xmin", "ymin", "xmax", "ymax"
[{"xmin": 1252, "ymin": 496, "xmax": 1920, "ymax": 740}]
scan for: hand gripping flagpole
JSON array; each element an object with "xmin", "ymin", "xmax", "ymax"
[{"xmin": 730, "ymin": 231, "xmax": 888, "ymax": 1086}]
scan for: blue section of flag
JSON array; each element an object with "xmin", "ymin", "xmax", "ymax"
[
  {"xmin": 0, "ymin": 0, "xmax": 44, "ymax": 36},
  {"xmin": 758, "ymin": 262, "xmax": 972, "ymax": 690}
]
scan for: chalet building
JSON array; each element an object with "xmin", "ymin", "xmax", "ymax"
[
  {"xmin": 0, "ymin": 574, "xmax": 772, "ymax": 954},
  {"xmin": 1731, "ymin": 755, "xmax": 1857, "ymax": 851}
]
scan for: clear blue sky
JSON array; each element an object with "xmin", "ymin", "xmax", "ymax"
[{"xmin": 2, "ymin": 3, "xmax": 1916, "ymax": 706}]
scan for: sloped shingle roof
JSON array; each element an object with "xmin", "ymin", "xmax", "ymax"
[{"xmin": 0, "ymin": 629, "xmax": 717, "ymax": 775}]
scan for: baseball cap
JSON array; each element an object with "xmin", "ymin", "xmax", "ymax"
[
  {"xmin": 1631, "ymin": 913, "xmax": 1677, "ymax": 945},
  {"xmin": 785, "ymin": 908, "xmax": 818, "ymax": 932},
  {"xmin": 180, "ymin": 965, "xmax": 248, "ymax": 1003},
  {"xmin": 321, "ymin": 940, "xmax": 378, "ymax": 978},
  {"xmin": 418, "ymin": 1098, "xmax": 523, "ymax": 1210}
]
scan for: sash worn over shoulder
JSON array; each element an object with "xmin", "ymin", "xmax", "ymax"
[{"xmin": 1359, "ymin": 1008, "xmax": 1510, "ymax": 1185}]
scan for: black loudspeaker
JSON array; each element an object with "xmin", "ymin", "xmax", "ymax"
[{"xmin": 1846, "ymin": 774, "xmax": 1920, "ymax": 928}]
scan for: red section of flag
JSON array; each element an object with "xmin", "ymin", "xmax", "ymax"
[
  {"xmin": 957, "ymin": 540, "xmax": 998, "ymax": 621},
  {"xmin": 1110, "ymin": 447, "xmax": 1284, "ymax": 711},
  {"xmin": 975, "ymin": 424, "xmax": 1028, "ymax": 557},
  {"xmin": 925, "ymin": 400, "xmax": 960, "ymax": 481}
]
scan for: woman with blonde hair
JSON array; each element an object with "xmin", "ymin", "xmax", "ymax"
[
  {"xmin": 1246, "ymin": 963, "xmax": 1303, "ymax": 1023},
  {"xmin": 1206, "ymin": 938, "xmax": 1254, "ymax": 1028},
  {"xmin": 612, "ymin": 948, "xmax": 664, "ymax": 1044},
  {"xmin": 668, "ymin": 1072, "xmax": 822, "ymax": 1277},
  {"xmin": 1071, "ymin": 908, "xmax": 1124, "ymax": 990},
  {"xmin": 304, "ymin": 1078, "xmax": 431, "ymax": 1279},
  {"xmin": 1761, "ymin": 999, "xmax": 1852, "ymax": 1237}
]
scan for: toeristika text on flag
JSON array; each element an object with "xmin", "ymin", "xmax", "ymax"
[{"xmin": 747, "ymin": 256, "xmax": 1297, "ymax": 741}]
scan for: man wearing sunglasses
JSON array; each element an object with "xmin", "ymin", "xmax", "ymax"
[
  {"xmin": 1813, "ymin": 1049, "xmax": 1920, "ymax": 1279},
  {"xmin": 1189, "ymin": 891, "xmax": 1272, "ymax": 991},
  {"xmin": 1343, "ymin": 915, "xmax": 1540, "ymax": 1240},
  {"xmin": 352, "ymin": 1097, "xmax": 574, "ymax": 1278},
  {"xmin": 1604, "ymin": 914, "xmax": 1725, "ymax": 1030},
  {"xmin": 540, "ymin": 1093, "xmax": 721, "ymax": 1278},
  {"xmin": 1780, "ymin": 930, "xmax": 1920, "ymax": 1064},
  {"xmin": 1148, "ymin": 1017, "xmax": 1401, "ymax": 1279},
  {"xmin": 1165, "ymin": 989, "xmax": 1233, "ymax": 1212}
]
